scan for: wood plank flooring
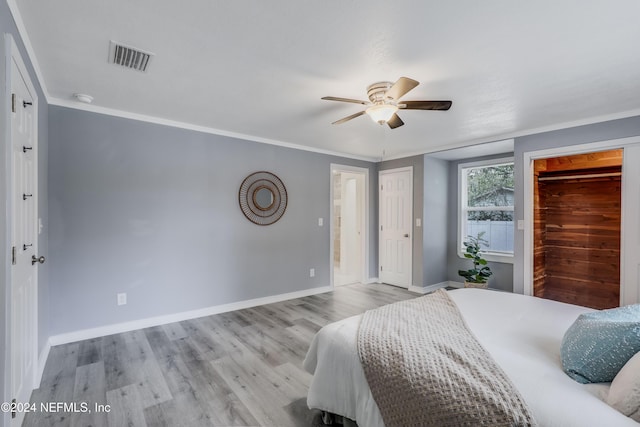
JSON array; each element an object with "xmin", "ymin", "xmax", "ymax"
[{"xmin": 25, "ymin": 283, "xmax": 417, "ymax": 427}]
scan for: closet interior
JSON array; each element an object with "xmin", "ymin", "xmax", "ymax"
[{"xmin": 533, "ymin": 149, "xmax": 622, "ymax": 309}]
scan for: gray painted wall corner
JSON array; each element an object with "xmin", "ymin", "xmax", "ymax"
[{"xmin": 423, "ymin": 156, "xmax": 449, "ymax": 286}]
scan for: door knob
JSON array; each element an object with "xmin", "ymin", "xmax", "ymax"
[
  {"xmin": 404, "ymin": 233, "xmax": 410, "ymax": 238},
  {"xmin": 31, "ymin": 255, "xmax": 45, "ymax": 265}
]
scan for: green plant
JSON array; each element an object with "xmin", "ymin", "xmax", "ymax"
[{"xmin": 458, "ymin": 232, "xmax": 493, "ymax": 284}]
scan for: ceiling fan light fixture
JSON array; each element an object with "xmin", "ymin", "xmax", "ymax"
[{"xmin": 366, "ymin": 104, "xmax": 398, "ymax": 124}]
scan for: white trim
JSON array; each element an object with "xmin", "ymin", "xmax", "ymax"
[
  {"xmin": 408, "ymin": 285, "xmax": 431, "ymax": 294},
  {"xmin": 621, "ymin": 145, "xmax": 640, "ymax": 306},
  {"xmin": 6, "ymin": 0, "xmax": 50, "ymax": 101},
  {"xmin": 2, "ymin": 35, "xmax": 12, "ymax": 426},
  {"xmin": 50, "ymin": 97, "xmax": 378, "ymax": 162},
  {"xmin": 448, "ymin": 281, "xmax": 465, "ymax": 289},
  {"xmin": 329, "ymin": 164, "xmax": 370, "ymax": 289},
  {"xmin": 457, "ymin": 157, "xmax": 515, "ymax": 263},
  {"xmin": 49, "ymin": 285, "xmax": 333, "ymax": 346},
  {"xmin": 382, "ymin": 109, "xmax": 640, "ymax": 161},
  {"xmin": 36, "ymin": 338, "xmax": 50, "ymax": 387},
  {"xmin": 521, "ymin": 135, "xmax": 640, "ymax": 297},
  {"xmin": 409, "ymin": 281, "xmax": 463, "ymax": 294}
]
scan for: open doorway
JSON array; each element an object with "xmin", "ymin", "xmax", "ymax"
[
  {"xmin": 532, "ymin": 149, "xmax": 622, "ymax": 309},
  {"xmin": 331, "ymin": 165, "xmax": 368, "ymax": 287}
]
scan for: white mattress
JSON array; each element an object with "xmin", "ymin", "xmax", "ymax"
[{"xmin": 303, "ymin": 288, "xmax": 639, "ymax": 427}]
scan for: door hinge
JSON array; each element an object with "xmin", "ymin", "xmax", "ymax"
[
  {"xmin": 11, "ymin": 93, "xmax": 16, "ymax": 113},
  {"xmin": 380, "ymin": 265, "xmax": 383, "ymax": 271},
  {"xmin": 380, "ymin": 184, "xmax": 383, "ymax": 191},
  {"xmin": 11, "ymin": 398, "xmax": 16, "ymax": 418},
  {"xmin": 11, "ymin": 246, "xmax": 16, "ymax": 265},
  {"xmin": 380, "ymin": 225, "xmax": 383, "ymax": 231}
]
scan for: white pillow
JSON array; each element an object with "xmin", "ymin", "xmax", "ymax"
[{"xmin": 607, "ymin": 351, "xmax": 640, "ymax": 421}]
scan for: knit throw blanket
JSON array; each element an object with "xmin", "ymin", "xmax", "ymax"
[{"xmin": 357, "ymin": 289, "xmax": 536, "ymax": 427}]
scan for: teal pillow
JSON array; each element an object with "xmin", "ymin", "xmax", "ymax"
[{"xmin": 561, "ymin": 304, "xmax": 640, "ymax": 384}]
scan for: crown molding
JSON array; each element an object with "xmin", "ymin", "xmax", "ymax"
[
  {"xmin": 383, "ymin": 108, "xmax": 640, "ymax": 161},
  {"xmin": 49, "ymin": 97, "xmax": 379, "ymax": 162}
]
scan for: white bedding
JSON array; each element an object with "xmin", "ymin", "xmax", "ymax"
[{"xmin": 303, "ymin": 288, "xmax": 639, "ymax": 427}]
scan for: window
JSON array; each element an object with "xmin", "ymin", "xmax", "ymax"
[{"xmin": 458, "ymin": 157, "xmax": 514, "ymax": 262}]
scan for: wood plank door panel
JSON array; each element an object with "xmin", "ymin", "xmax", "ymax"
[{"xmin": 538, "ymin": 174, "xmax": 621, "ymax": 309}]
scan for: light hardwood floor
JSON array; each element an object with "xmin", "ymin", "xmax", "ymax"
[{"xmin": 25, "ymin": 283, "xmax": 417, "ymax": 427}]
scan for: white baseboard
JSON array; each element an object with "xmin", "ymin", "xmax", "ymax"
[
  {"xmin": 36, "ymin": 338, "xmax": 51, "ymax": 387},
  {"xmin": 409, "ymin": 281, "xmax": 464, "ymax": 294},
  {"xmin": 49, "ymin": 285, "xmax": 333, "ymax": 346}
]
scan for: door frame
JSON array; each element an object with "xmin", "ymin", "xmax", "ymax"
[
  {"xmin": 522, "ymin": 135, "xmax": 640, "ymax": 305},
  {"xmin": 3, "ymin": 33, "xmax": 39, "ymax": 421},
  {"xmin": 329, "ymin": 164, "xmax": 370, "ymax": 288},
  {"xmin": 378, "ymin": 166, "xmax": 413, "ymax": 288}
]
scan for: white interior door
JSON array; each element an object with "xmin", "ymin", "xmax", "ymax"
[
  {"xmin": 9, "ymin": 40, "xmax": 39, "ymax": 427},
  {"xmin": 331, "ymin": 164, "xmax": 369, "ymax": 288},
  {"xmin": 336, "ymin": 174, "xmax": 363, "ymax": 286},
  {"xmin": 379, "ymin": 167, "xmax": 412, "ymax": 288}
]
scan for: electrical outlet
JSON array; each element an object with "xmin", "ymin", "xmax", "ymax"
[
  {"xmin": 309, "ymin": 268, "xmax": 315, "ymax": 277},
  {"xmin": 117, "ymin": 293, "xmax": 127, "ymax": 306}
]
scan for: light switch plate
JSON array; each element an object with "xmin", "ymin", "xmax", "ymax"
[
  {"xmin": 517, "ymin": 220, "xmax": 525, "ymax": 230},
  {"xmin": 318, "ymin": 218, "xmax": 323, "ymax": 226},
  {"xmin": 416, "ymin": 218, "xmax": 421, "ymax": 227},
  {"xmin": 117, "ymin": 293, "xmax": 127, "ymax": 306}
]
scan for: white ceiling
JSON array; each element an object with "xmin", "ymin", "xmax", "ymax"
[{"xmin": 12, "ymin": 0, "xmax": 640, "ymax": 160}]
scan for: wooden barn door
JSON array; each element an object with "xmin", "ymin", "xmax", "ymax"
[{"xmin": 533, "ymin": 150, "xmax": 622, "ymax": 309}]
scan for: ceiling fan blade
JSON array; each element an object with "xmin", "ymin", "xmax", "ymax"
[
  {"xmin": 332, "ymin": 110, "xmax": 366, "ymax": 125},
  {"xmin": 322, "ymin": 96, "xmax": 369, "ymax": 105},
  {"xmin": 387, "ymin": 114, "xmax": 404, "ymax": 129},
  {"xmin": 385, "ymin": 77, "xmax": 419, "ymax": 101},
  {"xmin": 401, "ymin": 100, "xmax": 452, "ymax": 110}
]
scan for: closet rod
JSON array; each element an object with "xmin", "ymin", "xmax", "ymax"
[{"xmin": 537, "ymin": 172, "xmax": 621, "ymax": 182}]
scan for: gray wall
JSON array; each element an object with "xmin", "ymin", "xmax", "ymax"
[
  {"xmin": 423, "ymin": 156, "xmax": 449, "ymax": 286},
  {"xmin": 513, "ymin": 115, "xmax": 640, "ymax": 294},
  {"xmin": 447, "ymin": 153, "xmax": 514, "ymax": 291},
  {"xmin": 48, "ymin": 106, "xmax": 377, "ymax": 336},
  {"xmin": 378, "ymin": 155, "xmax": 424, "ymax": 288},
  {"xmin": 1, "ymin": 1, "xmax": 49, "ymax": 423}
]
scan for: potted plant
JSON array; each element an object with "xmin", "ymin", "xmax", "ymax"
[{"xmin": 458, "ymin": 232, "xmax": 493, "ymax": 288}]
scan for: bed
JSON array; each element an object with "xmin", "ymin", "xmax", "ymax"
[{"xmin": 303, "ymin": 288, "xmax": 639, "ymax": 426}]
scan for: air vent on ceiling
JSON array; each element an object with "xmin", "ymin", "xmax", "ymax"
[{"xmin": 108, "ymin": 41, "xmax": 154, "ymax": 72}]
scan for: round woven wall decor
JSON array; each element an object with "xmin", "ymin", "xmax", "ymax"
[{"xmin": 239, "ymin": 171, "xmax": 288, "ymax": 225}]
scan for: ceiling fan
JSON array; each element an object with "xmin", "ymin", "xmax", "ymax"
[{"xmin": 322, "ymin": 77, "xmax": 452, "ymax": 129}]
